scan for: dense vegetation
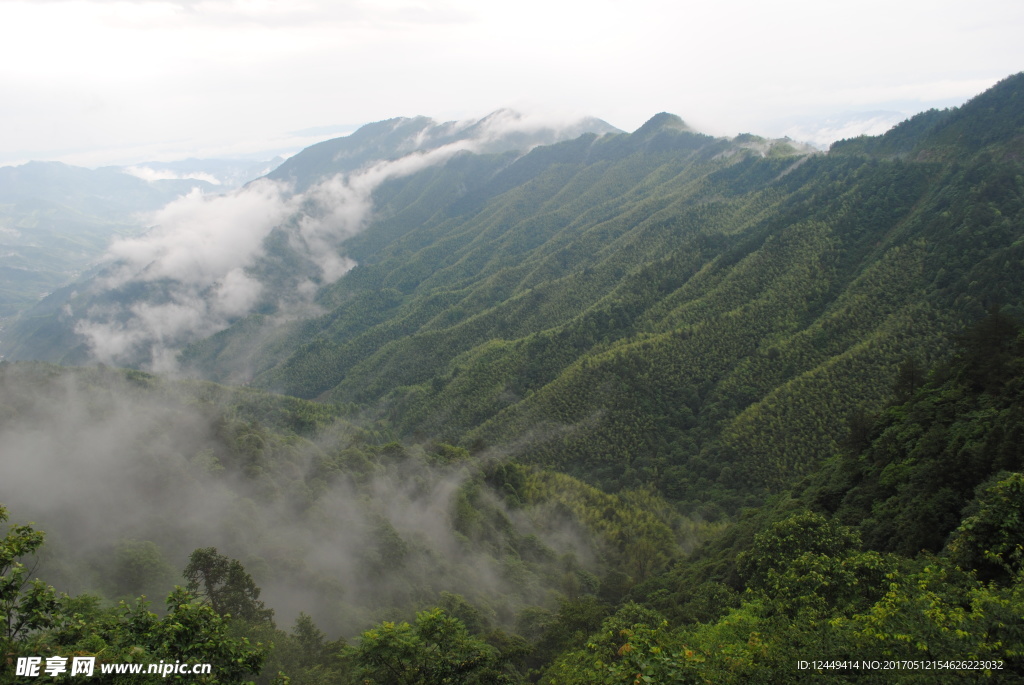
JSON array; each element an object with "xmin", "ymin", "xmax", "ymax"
[
  {"xmin": 2, "ymin": 74, "xmax": 1024, "ymax": 682},
  {"xmin": 3, "ymin": 312, "xmax": 1021, "ymax": 682},
  {"xmin": 173, "ymin": 75, "xmax": 1023, "ymax": 520}
]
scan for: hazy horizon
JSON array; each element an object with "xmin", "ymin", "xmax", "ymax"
[
  {"xmin": 0, "ymin": 103, "xmax": 970, "ymax": 171},
  {"xmin": 0, "ymin": 0, "xmax": 1020, "ymax": 168}
]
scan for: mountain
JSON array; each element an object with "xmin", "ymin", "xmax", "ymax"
[
  {"xmin": 777, "ymin": 109, "xmax": 908, "ymax": 149},
  {"xmin": 173, "ymin": 80, "xmax": 1016, "ymax": 504},
  {"xmin": 2, "ymin": 75, "xmax": 1024, "ymax": 683},
  {"xmin": 831, "ymin": 72, "xmax": 1024, "ymax": 159},
  {"xmin": 0, "ymin": 160, "xmax": 220, "ymax": 215},
  {"xmin": 0, "ymin": 156, "xmax": 286, "ymax": 323},
  {"xmin": 267, "ymin": 111, "xmax": 621, "ymax": 192},
  {"xmin": 173, "ymin": 75, "xmax": 1023, "ymax": 512},
  {"xmin": 0, "ymin": 161, "xmax": 223, "ymax": 319},
  {"xmin": 5, "ymin": 76, "xmax": 1024, "ymax": 512},
  {"xmin": 0, "ymin": 111, "xmax": 623, "ymax": 368}
]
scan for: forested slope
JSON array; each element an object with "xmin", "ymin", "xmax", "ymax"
[
  {"xmin": 601, "ymin": 309, "xmax": 1024, "ymax": 683},
  {"xmin": 177, "ymin": 74, "xmax": 1024, "ymax": 516},
  {"xmin": 3, "ymin": 295, "xmax": 1021, "ymax": 684},
  {"xmin": 0, "ymin": 361, "xmax": 715, "ymax": 683},
  {"xmin": 2, "ymin": 74, "xmax": 1024, "ymax": 684}
]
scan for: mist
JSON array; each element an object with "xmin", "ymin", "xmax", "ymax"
[
  {"xmin": 0, "ymin": 364, "xmax": 605, "ymax": 637},
  {"xmin": 65, "ymin": 111, "xmax": 612, "ymax": 374}
]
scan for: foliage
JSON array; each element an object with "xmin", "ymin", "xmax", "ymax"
[
  {"xmin": 947, "ymin": 472, "xmax": 1024, "ymax": 584},
  {"xmin": 184, "ymin": 548, "xmax": 275, "ymax": 625},
  {"xmin": 1, "ymin": 504, "xmax": 267, "ymax": 683},
  {"xmin": 347, "ymin": 608, "xmax": 514, "ymax": 685},
  {"xmin": 3, "ymin": 75, "xmax": 1024, "ymax": 683},
  {"xmin": 0, "ymin": 505, "xmax": 60, "ymax": 648},
  {"xmin": 542, "ymin": 603, "xmax": 702, "ymax": 685}
]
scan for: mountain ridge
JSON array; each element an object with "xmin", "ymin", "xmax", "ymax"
[
  {"xmin": 267, "ymin": 111, "xmax": 622, "ymax": 192},
  {"xmin": 830, "ymin": 71, "xmax": 1024, "ymax": 159},
  {"xmin": 2, "ymin": 76, "xmax": 1024, "ymax": 683},
  {"xmin": 3, "ymin": 77, "xmax": 1023, "ymax": 514}
]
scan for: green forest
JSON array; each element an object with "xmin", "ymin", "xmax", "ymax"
[{"xmin": 2, "ymin": 74, "xmax": 1024, "ymax": 683}]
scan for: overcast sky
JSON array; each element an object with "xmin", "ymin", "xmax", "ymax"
[{"xmin": 1, "ymin": 0, "xmax": 1021, "ymax": 167}]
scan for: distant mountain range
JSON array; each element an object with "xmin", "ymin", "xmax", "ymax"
[
  {"xmin": 0, "ymin": 156, "xmax": 280, "ymax": 320},
  {"xmin": 266, "ymin": 110, "xmax": 622, "ymax": 190},
  {"xmin": 116, "ymin": 157, "xmax": 286, "ymax": 188},
  {"xmin": 0, "ymin": 111, "xmax": 626, "ymax": 362}
]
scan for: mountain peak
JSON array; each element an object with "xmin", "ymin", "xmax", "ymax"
[
  {"xmin": 634, "ymin": 112, "xmax": 691, "ymax": 136},
  {"xmin": 269, "ymin": 111, "xmax": 621, "ymax": 190},
  {"xmin": 926, "ymin": 71, "xmax": 1024, "ymax": 150},
  {"xmin": 831, "ymin": 71, "xmax": 1024, "ymax": 158}
]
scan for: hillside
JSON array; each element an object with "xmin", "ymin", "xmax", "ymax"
[
  {"xmin": 4, "ymin": 77, "xmax": 1024, "ymax": 516},
  {"xmin": 0, "ymin": 361, "xmax": 708, "ymax": 678},
  {"xmin": 1, "ymin": 74, "xmax": 1023, "ymax": 683},
  {"xmin": 182, "ymin": 73, "xmax": 1024, "ymax": 514},
  {"xmin": 0, "ymin": 112, "xmax": 620, "ymax": 370}
]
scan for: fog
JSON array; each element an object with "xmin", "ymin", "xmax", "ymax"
[
  {"xmin": 67, "ymin": 111, "xmax": 612, "ymax": 374},
  {"xmin": 0, "ymin": 365, "xmax": 598, "ymax": 637}
]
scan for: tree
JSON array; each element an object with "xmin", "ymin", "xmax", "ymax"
[
  {"xmin": 349, "ymin": 608, "xmax": 511, "ymax": 685},
  {"xmin": 542, "ymin": 603, "xmax": 701, "ymax": 685},
  {"xmin": 143, "ymin": 588, "xmax": 269, "ymax": 683},
  {"xmin": 108, "ymin": 539, "xmax": 178, "ymax": 600},
  {"xmin": 0, "ymin": 504, "xmax": 60, "ymax": 650},
  {"xmin": 263, "ymin": 612, "xmax": 350, "ymax": 685},
  {"xmin": 42, "ymin": 589, "xmax": 270, "ymax": 683},
  {"xmin": 736, "ymin": 510, "xmax": 861, "ymax": 589},
  {"xmin": 955, "ymin": 306, "xmax": 1022, "ymax": 391},
  {"xmin": 947, "ymin": 471, "xmax": 1024, "ymax": 583},
  {"xmin": 183, "ymin": 547, "xmax": 274, "ymax": 625},
  {"xmin": 2, "ymin": 507, "xmax": 268, "ymax": 683},
  {"xmin": 893, "ymin": 355, "xmax": 924, "ymax": 403}
]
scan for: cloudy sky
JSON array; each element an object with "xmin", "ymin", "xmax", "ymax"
[{"xmin": 1, "ymin": 0, "xmax": 1021, "ymax": 167}]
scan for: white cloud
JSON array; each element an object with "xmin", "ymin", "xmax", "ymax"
[
  {"xmin": 778, "ymin": 112, "xmax": 908, "ymax": 149},
  {"xmin": 123, "ymin": 165, "xmax": 222, "ymax": 184},
  {"xmin": 71, "ymin": 123, "xmax": 508, "ymax": 370},
  {"xmin": 106, "ymin": 181, "xmax": 293, "ymax": 287},
  {"xmin": 76, "ymin": 180, "xmax": 294, "ymax": 368}
]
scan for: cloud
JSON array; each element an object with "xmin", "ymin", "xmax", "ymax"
[
  {"xmin": 123, "ymin": 165, "xmax": 222, "ymax": 185},
  {"xmin": 106, "ymin": 182, "xmax": 292, "ymax": 287},
  {"xmin": 779, "ymin": 111, "xmax": 909, "ymax": 149},
  {"xmin": 72, "ymin": 146, "xmax": 459, "ymax": 370},
  {"xmin": 0, "ymin": 0, "xmax": 476, "ymax": 30},
  {"xmin": 74, "ymin": 180, "xmax": 293, "ymax": 370},
  {"xmin": 0, "ymin": 366, "xmax": 600, "ymax": 636},
  {"xmin": 70, "ymin": 111, "xmax": 608, "ymax": 372}
]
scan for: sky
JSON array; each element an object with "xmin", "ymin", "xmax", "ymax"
[{"xmin": 0, "ymin": 0, "xmax": 1021, "ymax": 168}]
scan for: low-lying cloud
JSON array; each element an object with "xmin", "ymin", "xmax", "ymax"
[
  {"xmin": 70, "ymin": 112, "xmax": 613, "ymax": 373},
  {"xmin": 123, "ymin": 165, "xmax": 223, "ymax": 185},
  {"xmin": 75, "ymin": 180, "xmax": 294, "ymax": 372},
  {"xmin": 0, "ymin": 366, "xmax": 592, "ymax": 637}
]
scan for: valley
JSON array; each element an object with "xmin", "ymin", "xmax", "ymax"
[{"xmin": 1, "ymin": 74, "xmax": 1023, "ymax": 683}]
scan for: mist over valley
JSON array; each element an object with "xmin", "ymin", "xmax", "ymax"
[{"xmin": 3, "ymin": 75, "xmax": 1024, "ymax": 682}]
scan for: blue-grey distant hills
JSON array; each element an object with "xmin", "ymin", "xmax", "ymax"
[
  {"xmin": 0, "ymin": 161, "xmax": 213, "ymax": 319},
  {"xmin": 112, "ymin": 157, "xmax": 286, "ymax": 189},
  {"xmin": 0, "ymin": 111, "xmax": 625, "ymax": 364},
  {"xmin": 0, "ymin": 157, "xmax": 280, "ymax": 320}
]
